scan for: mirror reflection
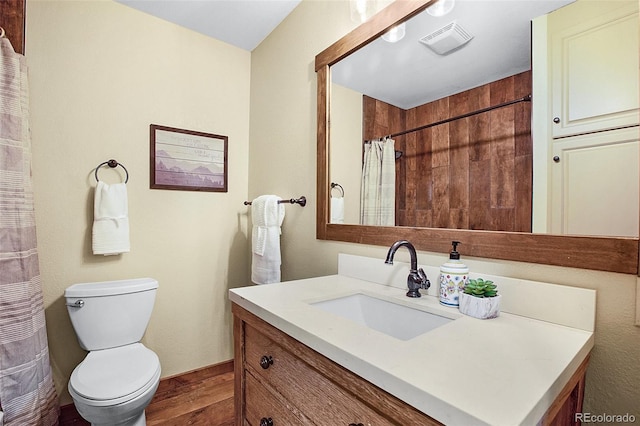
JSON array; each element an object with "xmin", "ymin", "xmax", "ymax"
[{"xmin": 328, "ymin": 0, "xmax": 639, "ymax": 238}]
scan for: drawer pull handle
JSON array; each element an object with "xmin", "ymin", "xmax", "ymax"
[
  {"xmin": 260, "ymin": 417, "xmax": 274, "ymax": 426},
  {"xmin": 260, "ymin": 355, "xmax": 274, "ymax": 369},
  {"xmin": 349, "ymin": 423, "xmax": 364, "ymax": 426}
]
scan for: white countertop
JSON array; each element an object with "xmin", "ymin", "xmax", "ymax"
[{"xmin": 230, "ymin": 273, "xmax": 594, "ymax": 425}]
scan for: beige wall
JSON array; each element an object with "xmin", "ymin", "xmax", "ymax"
[
  {"xmin": 26, "ymin": 0, "xmax": 251, "ymax": 405},
  {"xmin": 330, "ymin": 83, "xmax": 362, "ymax": 224},
  {"xmin": 250, "ymin": 0, "xmax": 640, "ymax": 418}
]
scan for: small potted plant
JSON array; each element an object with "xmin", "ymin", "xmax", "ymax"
[{"xmin": 459, "ymin": 278, "xmax": 501, "ymax": 319}]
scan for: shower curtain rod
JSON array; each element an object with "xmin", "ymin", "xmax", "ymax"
[{"xmin": 368, "ymin": 94, "xmax": 531, "ymax": 142}]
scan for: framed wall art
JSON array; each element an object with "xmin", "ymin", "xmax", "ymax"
[{"xmin": 150, "ymin": 124, "xmax": 228, "ymax": 192}]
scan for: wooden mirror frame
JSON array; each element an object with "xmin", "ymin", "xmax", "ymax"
[{"xmin": 315, "ymin": 0, "xmax": 639, "ymax": 274}]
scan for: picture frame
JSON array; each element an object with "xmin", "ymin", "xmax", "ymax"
[{"xmin": 150, "ymin": 124, "xmax": 228, "ymax": 192}]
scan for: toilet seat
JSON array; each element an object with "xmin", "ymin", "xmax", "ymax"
[{"xmin": 69, "ymin": 343, "xmax": 160, "ymax": 407}]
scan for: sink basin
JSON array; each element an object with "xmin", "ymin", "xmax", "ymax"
[{"xmin": 311, "ymin": 293, "xmax": 454, "ymax": 340}]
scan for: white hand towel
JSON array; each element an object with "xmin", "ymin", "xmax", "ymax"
[
  {"xmin": 251, "ymin": 195, "xmax": 285, "ymax": 284},
  {"xmin": 330, "ymin": 197, "xmax": 345, "ymax": 224},
  {"xmin": 92, "ymin": 181, "xmax": 130, "ymax": 255}
]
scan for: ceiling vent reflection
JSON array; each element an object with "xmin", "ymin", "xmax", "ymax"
[{"xmin": 419, "ymin": 21, "xmax": 473, "ymax": 55}]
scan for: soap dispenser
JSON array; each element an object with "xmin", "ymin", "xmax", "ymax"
[{"xmin": 439, "ymin": 241, "xmax": 469, "ymax": 307}]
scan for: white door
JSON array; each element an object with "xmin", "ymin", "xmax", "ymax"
[
  {"xmin": 550, "ymin": 127, "xmax": 639, "ymax": 237},
  {"xmin": 550, "ymin": 1, "xmax": 639, "ymax": 138}
]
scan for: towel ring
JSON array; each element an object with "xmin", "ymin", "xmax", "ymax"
[
  {"xmin": 0, "ymin": 27, "xmax": 5, "ymax": 39},
  {"xmin": 95, "ymin": 159, "xmax": 129, "ymax": 183},
  {"xmin": 330, "ymin": 182, "xmax": 344, "ymax": 197}
]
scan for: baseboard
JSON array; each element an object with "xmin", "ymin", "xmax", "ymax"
[
  {"xmin": 59, "ymin": 359, "xmax": 234, "ymax": 425},
  {"xmin": 159, "ymin": 358, "xmax": 234, "ymax": 383}
]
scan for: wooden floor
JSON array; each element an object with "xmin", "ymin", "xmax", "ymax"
[{"xmin": 59, "ymin": 362, "xmax": 235, "ymax": 426}]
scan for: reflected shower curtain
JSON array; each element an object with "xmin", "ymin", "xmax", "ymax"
[
  {"xmin": 0, "ymin": 36, "xmax": 59, "ymax": 425},
  {"xmin": 360, "ymin": 138, "xmax": 396, "ymax": 226}
]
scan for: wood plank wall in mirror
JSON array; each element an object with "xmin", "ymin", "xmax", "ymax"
[
  {"xmin": 0, "ymin": 0, "xmax": 25, "ymax": 55},
  {"xmin": 315, "ymin": 0, "xmax": 639, "ymax": 274},
  {"xmin": 364, "ymin": 71, "xmax": 532, "ymax": 231}
]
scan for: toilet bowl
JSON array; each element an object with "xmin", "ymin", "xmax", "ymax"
[
  {"xmin": 68, "ymin": 343, "xmax": 161, "ymax": 426},
  {"xmin": 65, "ymin": 278, "xmax": 161, "ymax": 426}
]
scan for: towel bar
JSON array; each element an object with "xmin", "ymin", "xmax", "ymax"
[
  {"xmin": 95, "ymin": 159, "xmax": 129, "ymax": 183},
  {"xmin": 244, "ymin": 196, "xmax": 306, "ymax": 207}
]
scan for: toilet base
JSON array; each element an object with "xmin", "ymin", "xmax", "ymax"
[{"xmin": 72, "ymin": 376, "xmax": 158, "ymax": 426}]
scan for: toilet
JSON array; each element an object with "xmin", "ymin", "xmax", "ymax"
[{"xmin": 65, "ymin": 278, "xmax": 161, "ymax": 426}]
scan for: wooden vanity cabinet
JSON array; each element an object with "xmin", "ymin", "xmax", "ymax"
[
  {"xmin": 539, "ymin": 353, "xmax": 590, "ymax": 426},
  {"xmin": 233, "ymin": 303, "xmax": 588, "ymax": 426},
  {"xmin": 233, "ymin": 304, "xmax": 442, "ymax": 426}
]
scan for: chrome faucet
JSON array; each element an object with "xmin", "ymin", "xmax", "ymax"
[{"xmin": 384, "ymin": 240, "xmax": 430, "ymax": 298}]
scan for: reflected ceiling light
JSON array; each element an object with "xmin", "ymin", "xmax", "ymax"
[
  {"xmin": 350, "ymin": 0, "xmax": 376, "ymax": 23},
  {"xmin": 382, "ymin": 23, "xmax": 406, "ymax": 43},
  {"xmin": 426, "ymin": 0, "xmax": 455, "ymax": 17}
]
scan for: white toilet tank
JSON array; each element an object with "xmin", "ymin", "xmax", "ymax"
[{"xmin": 65, "ymin": 278, "xmax": 158, "ymax": 351}]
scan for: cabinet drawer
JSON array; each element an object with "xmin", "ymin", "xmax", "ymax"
[
  {"xmin": 244, "ymin": 324, "xmax": 394, "ymax": 426},
  {"xmin": 246, "ymin": 371, "xmax": 310, "ymax": 426}
]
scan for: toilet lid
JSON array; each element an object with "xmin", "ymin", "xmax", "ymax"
[{"xmin": 70, "ymin": 343, "xmax": 160, "ymax": 401}]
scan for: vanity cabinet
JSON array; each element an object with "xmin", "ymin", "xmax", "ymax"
[
  {"xmin": 233, "ymin": 303, "xmax": 589, "ymax": 426},
  {"xmin": 233, "ymin": 304, "xmax": 441, "ymax": 426}
]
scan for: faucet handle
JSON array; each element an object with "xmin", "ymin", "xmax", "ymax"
[{"xmin": 417, "ymin": 268, "xmax": 430, "ymax": 289}]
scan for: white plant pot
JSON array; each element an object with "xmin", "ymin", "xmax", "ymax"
[{"xmin": 459, "ymin": 293, "xmax": 501, "ymax": 319}]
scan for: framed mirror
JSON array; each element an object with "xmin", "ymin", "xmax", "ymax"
[{"xmin": 315, "ymin": 0, "xmax": 639, "ymax": 274}]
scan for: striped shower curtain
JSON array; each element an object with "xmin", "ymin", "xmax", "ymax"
[
  {"xmin": 360, "ymin": 137, "xmax": 396, "ymax": 226},
  {"xmin": 0, "ymin": 35, "xmax": 59, "ymax": 425}
]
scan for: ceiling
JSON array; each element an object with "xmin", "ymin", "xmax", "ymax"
[
  {"xmin": 115, "ymin": 0, "xmax": 572, "ymax": 108},
  {"xmin": 332, "ymin": 0, "xmax": 573, "ymax": 109},
  {"xmin": 116, "ymin": 0, "xmax": 302, "ymax": 51}
]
